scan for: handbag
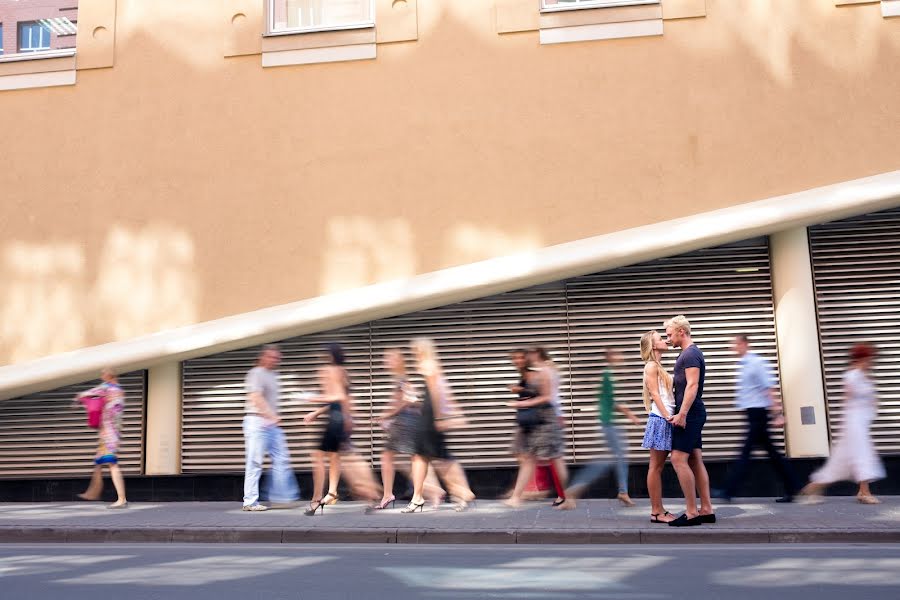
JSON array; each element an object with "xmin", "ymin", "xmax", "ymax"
[
  {"xmin": 516, "ymin": 406, "xmax": 544, "ymax": 430},
  {"xmin": 79, "ymin": 395, "xmax": 104, "ymax": 429}
]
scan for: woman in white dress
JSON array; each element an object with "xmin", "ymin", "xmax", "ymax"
[
  {"xmin": 640, "ymin": 331, "xmax": 676, "ymax": 523},
  {"xmin": 801, "ymin": 343, "xmax": 885, "ymax": 504}
]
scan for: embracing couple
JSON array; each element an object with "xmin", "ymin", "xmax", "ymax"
[{"xmin": 640, "ymin": 315, "xmax": 715, "ymax": 527}]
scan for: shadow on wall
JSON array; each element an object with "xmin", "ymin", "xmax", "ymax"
[{"xmin": 0, "ymin": 224, "xmax": 198, "ymax": 365}]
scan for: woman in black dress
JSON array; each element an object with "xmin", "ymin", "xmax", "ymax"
[
  {"xmin": 400, "ymin": 338, "xmax": 475, "ymax": 513},
  {"xmin": 303, "ymin": 343, "xmax": 380, "ymax": 515},
  {"xmin": 374, "ymin": 348, "xmax": 445, "ymax": 510}
]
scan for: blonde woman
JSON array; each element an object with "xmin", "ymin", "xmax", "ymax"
[
  {"xmin": 374, "ymin": 348, "xmax": 445, "ymax": 510},
  {"xmin": 640, "ymin": 331, "xmax": 676, "ymax": 523},
  {"xmin": 75, "ymin": 368, "xmax": 128, "ymax": 509},
  {"xmin": 401, "ymin": 338, "xmax": 475, "ymax": 513}
]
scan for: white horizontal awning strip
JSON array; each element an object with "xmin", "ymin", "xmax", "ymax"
[{"xmin": 2, "ymin": 170, "xmax": 900, "ymax": 400}]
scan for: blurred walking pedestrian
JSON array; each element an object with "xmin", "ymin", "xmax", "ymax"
[
  {"xmin": 557, "ymin": 349, "xmax": 640, "ymax": 510},
  {"xmin": 665, "ymin": 316, "xmax": 715, "ymax": 527},
  {"xmin": 74, "ymin": 368, "xmax": 128, "ymax": 509},
  {"xmin": 507, "ymin": 349, "xmax": 567, "ymax": 505},
  {"xmin": 640, "ymin": 330, "xmax": 676, "ymax": 523},
  {"xmin": 504, "ymin": 347, "xmax": 568, "ymax": 508},
  {"xmin": 303, "ymin": 343, "xmax": 380, "ymax": 515},
  {"xmin": 374, "ymin": 348, "xmax": 445, "ymax": 510},
  {"xmin": 800, "ymin": 343, "xmax": 885, "ymax": 505},
  {"xmin": 401, "ymin": 337, "xmax": 475, "ymax": 513},
  {"xmin": 713, "ymin": 335, "xmax": 798, "ymax": 503},
  {"xmin": 241, "ymin": 345, "xmax": 299, "ymax": 512}
]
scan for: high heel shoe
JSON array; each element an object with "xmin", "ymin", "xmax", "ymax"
[
  {"xmin": 400, "ymin": 500, "xmax": 425, "ymax": 513},
  {"xmin": 321, "ymin": 492, "xmax": 338, "ymax": 505},
  {"xmin": 304, "ymin": 498, "xmax": 327, "ymax": 516},
  {"xmin": 365, "ymin": 496, "xmax": 396, "ymax": 513}
]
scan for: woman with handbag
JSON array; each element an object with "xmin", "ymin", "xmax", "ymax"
[
  {"xmin": 401, "ymin": 337, "xmax": 476, "ymax": 513},
  {"xmin": 303, "ymin": 343, "xmax": 381, "ymax": 515},
  {"xmin": 373, "ymin": 348, "xmax": 445, "ymax": 510},
  {"xmin": 504, "ymin": 347, "xmax": 568, "ymax": 508},
  {"xmin": 508, "ymin": 349, "xmax": 567, "ymax": 505},
  {"xmin": 74, "ymin": 368, "xmax": 128, "ymax": 509}
]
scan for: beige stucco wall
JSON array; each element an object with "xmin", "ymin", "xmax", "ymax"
[{"xmin": 1, "ymin": 0, "xmax": 899, "ymax": 366}]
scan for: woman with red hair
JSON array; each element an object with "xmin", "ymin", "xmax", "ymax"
[{"xmin": 801, "ymin": 343, "xmax": 885, "ymax": 504}]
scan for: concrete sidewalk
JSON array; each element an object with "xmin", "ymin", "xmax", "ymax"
[{"xmin": 1, "ymin": 497, "xmax": 898, "ymax": 544}]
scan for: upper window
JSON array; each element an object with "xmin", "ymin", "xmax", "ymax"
[
  {"xmin": 18, "ymin": 21, "xmax": 51, "ymax": 53},
  {"xmin": 268, "ymin": 0, "xmax": 374, "ymax": 35},
  {"xmin": 541, "ymin": 0, "xmax": 658, "ymax": 11},
  {"xmin": 0, "ymin": 1, "xmax": 78, "ymax": 59}
]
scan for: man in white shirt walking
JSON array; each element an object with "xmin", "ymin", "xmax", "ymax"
[
  {"xmin": 242, "ymin": 344, "xmax": 300, "ymax": 511},
  {"xmin": 714, "ymin": 334, "xmax": 798, "ymax": 503}
]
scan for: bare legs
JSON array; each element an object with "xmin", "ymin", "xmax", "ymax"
[
  {"xmin": 380, "ymin": 450, "xmax": 397, "ymax": 504},
  {"xmin": 108, "ymin": 464, "xmax": 127, "ymax": 506},
  {"xmin": 309, "ymin": 450, "xmax": 327, "ymax": 503},
  {"xmin": 690, "ymin": 449, "xmax": 713, "ymax": 515},
  {"xmin": 78, "ymin": 466, "xmax": 103, "ymax": 500},
  {"xmin": 78, "ymin": 464, "xmax": 126, "ymax": 506},
  {"xmin": 505, "ymin": 455, "xmax": 536, "ymax": 507},
  {"xmin": 409, "ymin": 455, "xmax": 472, "ymax": 508},
  {"xmin": 671, "ymin": 448, "xmax": 712, "ymax": 518},
  {"xmin": 647, "ymin": 449, "xmax": 673, "ymax": 520},
  {"xmin": 340, "ymin": 451, "xmax": 381, "ymax": 502},
  {"xmin": 327, "ymin": 453, "xmax": 341, "ymax": 498},
  {"xmin": 671, "ymin": 450, "xmax": 698, "ymax": 518}
]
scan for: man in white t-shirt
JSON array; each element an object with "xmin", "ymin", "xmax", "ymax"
[{"xmin": 242, "ymin": 344, "xmax": 300, "ymax": 511}]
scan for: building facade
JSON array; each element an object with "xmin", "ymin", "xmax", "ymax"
[{"xmin": 1, "ymin": 0, "xmax": 899, "ymax": 486}]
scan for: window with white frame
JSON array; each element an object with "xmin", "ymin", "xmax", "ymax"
[
  {"xmin": 18, "ymin": 21, "xmax": 51, "ymax": 52},
  {"xmin": 269, "ymin": 0, "xmax": 374, "ymax": 34},
  {"xmin": 541, "ymin": 0, "xmax": 659, "ymax": 12}
]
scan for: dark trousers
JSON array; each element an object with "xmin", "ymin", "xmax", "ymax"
[{"xmin": 723, "ymin": 407, "xmax": 798, "ymax": 498}]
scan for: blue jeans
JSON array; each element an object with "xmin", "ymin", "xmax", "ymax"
[
  {"xmin": 570, "ymin": 423, "xmax": 629, "ymax": 495},
  {"xmin": 243, "ymin": 415, "xmax": 300, "ymax": 506}
]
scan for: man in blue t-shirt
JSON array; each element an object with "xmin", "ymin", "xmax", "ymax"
[{"xmin": 665, "ymin": 315, "xmax": 715, "ymax": 527}]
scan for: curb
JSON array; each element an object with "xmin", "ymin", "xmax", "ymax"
[{"xmin": 1, "ymin": 527, "xmax": 898, "ymax": 544}]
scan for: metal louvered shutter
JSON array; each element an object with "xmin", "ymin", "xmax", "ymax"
[
  {"xmin": 181, "ymin": 325, "xmax": 371, "ymax": 472},
  {"xmin": 181, "ymin": 238, "xmax": 779, "ymax": 472},
  {"xmin": 567, "ymin": 238, "xmax": 781, "ymax": 462},
  {"xmin": 0, "ymin": 372, "xmax": 146, "ymax": 478},
  {"xmin": 809, "ymin": 208, "xmax": 900, "ymax": 455}
]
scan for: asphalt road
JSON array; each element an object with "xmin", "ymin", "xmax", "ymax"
[{"xmin": 1, "ymin": 543, "xmax": 898, "ymax": 600}]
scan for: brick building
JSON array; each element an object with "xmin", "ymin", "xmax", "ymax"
[{"xmin": 0, "ymin": 0, "xmax": 77, "ymax": 56}]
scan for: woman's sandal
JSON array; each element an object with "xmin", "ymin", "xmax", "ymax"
[
  {"xmin": 857, "ymin": 494, "xmax": 881, "ymax": 505},
  {"xmin": 650, "ymin": 511, "xmax": 674, "ymax": 524}
]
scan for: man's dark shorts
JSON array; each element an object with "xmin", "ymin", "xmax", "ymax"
[{"xmin": 671, "ymin": 410, "xmax": 706, "ymax": 454}]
